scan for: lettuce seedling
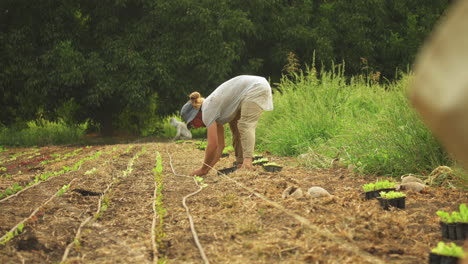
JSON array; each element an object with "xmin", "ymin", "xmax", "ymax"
[
  {"xmin": 263, "ymin": 162, "xmax": 281, "ymax": 166},
  {"xmin": 431, "ymin": 242, "xmax": 465, "ymax": 258},
  {"xmin": 362, "ymin": 180, "xmax": 396, "ymax": 192},
  {"xmin": 437, "ymin": 203, "xmax": 468, "ymax": 223},
  {"xmin": 362, "ymin": 183, "xmax": 376, "ymax": 192},
  {"xmin": 379, "ymin": 191, "xmax": 405, "ymax": 199},
  {"xmin": 253, "ymin": 158, "xmax": 269, "ymax": 165}
]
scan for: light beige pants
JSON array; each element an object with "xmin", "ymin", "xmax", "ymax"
[{"xmin": 229, "ymin": 102, "xmax": 263, "ymax": 164}]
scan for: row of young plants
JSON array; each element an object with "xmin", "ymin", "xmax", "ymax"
[
  {"xmin": 362, "ymin": 179, "xmax": 466, "ymax": 261},
  {"xmin": 0, "ymin": 147, "xmax": 90, "ymax": 176},
  {"xmin": 0, "ymin": 148, "xmax": 39, "ymax": 163},
  {"xmin": 0, "ymin": 148, "xmax": 113, "ymax": 200},
  {"xmin": 60, "ymin": 146, "xmax": 128, "ymax": 263},
  {"xmin": 1, "ymin": 146, "xmax": 123, "ymax": 249},
  {"xmin": 0, "ymin": 182, "xmax": 74, "ymax": 245},
  {"xmin": 40, "ymin": 147, "xmax": 86, "ymax": 165},
  {"xmin": 152, "ymin": 150, "xmax": 166, "ymax": 263},
  {"xmin": 94, "ymin": 145, "xmax": 142, "ymax": 219}
]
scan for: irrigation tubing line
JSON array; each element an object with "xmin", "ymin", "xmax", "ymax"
[
  {"xmin": 61, "ymin": 181, "xmax": 114, "ymax": 263},
  {"xmin": 182, "ymin": 179, "xmax": 210, "ymax": 264},
  {"xmin": 166, "ymin": 145, "xmax": 210, "ymax": 264},
  {"xmin": 201, "ymin": 162, "xmax": 387, "ymax": 264}
]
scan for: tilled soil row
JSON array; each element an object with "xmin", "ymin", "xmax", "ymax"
[
  {"xmin": 160, "ymin": 142, "xmax": 467, "ymax": 264},
  {"xmin": 65, "ymin": 143, "xmax": 158, "ymax": 263},
  {"xmin": 159, "ymin": 143, "xmax": 208, "ymax": 262},
  {"xmin": 0, "ymin": 142, "xmax": 466, "ymax": 264},
  {"xmin": 0, "ymin": 145, "xmax": 102, "ymax": 193},
  {"xmin": 0, "ymin": 144, "xmax": 135, "ymax": 263}
]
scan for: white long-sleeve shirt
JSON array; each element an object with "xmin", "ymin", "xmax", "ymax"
[{"xmin": 201, "ymin": 75, "xmax": 274, "ymax": 127}]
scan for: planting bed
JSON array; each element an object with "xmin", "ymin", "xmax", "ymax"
[{"xmin": 0, "ymin": 141, "xmax": 467, "ymax": 263}]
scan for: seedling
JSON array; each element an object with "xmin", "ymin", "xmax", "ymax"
[
  {"xmin": 437, "ymin": 203, "xmax": 468, "ymax": 223},
  {"xmin": 56, "ymin": 184, "xmax": 71, "ymax": 196},
  {"xmin": 253, "ymin": 158, "xmax": 269, "ymax": 165},
  {"xmin": 194, "ymin": 176, "xmax": 208, "ymax": 188},
  {"xmin": 379, "ymin": 191, "xmax": 406, "ymax": 199},
  {"xmin": 362, "ymin": 180, "xmax": 396, "ymax": 192},
  {"xmin": 431, "ymin": 242, "xmax": 465, "ymax": 258},
  {"xmin": 196, "ymin": 141, "xmax": 208, "ymax": 150},
  {"xmin": 0, "ymin": 223, "xmax": 24, "ymax": 245},
  {"xmin": 85, "ymin": 168, "xmax": 97, "ymax": 175},
  {"xmin": 222, "ymin": 146, "xmax": 234, "ymax": 154}
]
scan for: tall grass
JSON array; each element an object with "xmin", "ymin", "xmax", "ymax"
[
  {"xmin": 0, "ymin": 120, "xmax": 86, "ymax": 146},
  {"xmin": 256, "ymin": 67, "xmax": 451, "ymax": 176}
]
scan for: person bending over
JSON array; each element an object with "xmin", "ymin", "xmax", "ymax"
[{"xmin": 180, "ymin": 75, "xmax": 273, "ymax": 176}]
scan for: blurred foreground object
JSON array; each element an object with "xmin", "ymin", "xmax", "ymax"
[{"xmin": 410, "ymin": 0, "xmax": 468, "ymax": 168}]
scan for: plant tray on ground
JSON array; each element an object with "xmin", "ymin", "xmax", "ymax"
[
  {"xmin": 364, "ymin": 188, "xmax": 396, "ymax": 200},
  {"xmin": 263, "ymin": 163, "xmax": 283, "ymax": 172},
  {"xmin": 252, "ymin": 158, "xmax": 269, "ymax": 166},
  {"xmin": 253, "ymin": 155, "xmax": 263, "ymax": 161},
  {"xmin": 428, "ymin": 253, "xmax": 460, "ymax": 264},
  {"xmin": 217, "ymin": 167, "xmax": 237, "ymax": 175},
  {"xmin": 440, "ymin": 222, "xmax": 468, "ymax": 240},
  {"xmin": 378, "ymin": 196, "xmax": 406, "ymax": 210}
]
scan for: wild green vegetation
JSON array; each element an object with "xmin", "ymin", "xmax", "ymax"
[
  {"xmin": 1, "ymin": 0, "xmax": 449, "ymax": 136},
  {"xmin": 1, "ymin": 1, "xmax": 463, "ymax": 181},
  {"xmin": 0, "ymin": 120, "xmax": 86, "ymax": 146},
  {"xmin": 256, "ymin": 66, "xmax": 451, "ymax": 176}
]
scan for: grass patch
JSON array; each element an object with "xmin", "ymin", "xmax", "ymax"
[
  {"xmin": 0, "ymin": 120, "xmax": 86, "ymax": 146},
  {"xmin": 256, "ymin": 66, "xmax": 452, "ymax": 177}
]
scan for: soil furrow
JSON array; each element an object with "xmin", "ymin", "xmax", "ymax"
[
  {"xmin": 0, "ymin": 144, "xmax": 133, "ymax": 263},
  {"xmin": 65, "ymin": 143, "xmax": 156, "ymax": 263}
]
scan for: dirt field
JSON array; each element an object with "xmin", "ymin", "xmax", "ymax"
[{"xmin": 0, "ymin": 141, "xmax": 466, "ymax": 263}]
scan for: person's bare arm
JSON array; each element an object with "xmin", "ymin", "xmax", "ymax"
[{"xmin": 190, "ymin": 122, "xmax": 225, "ymax": 176}]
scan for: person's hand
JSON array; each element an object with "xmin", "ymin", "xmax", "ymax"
[{"xmin": 190, "ymin": 167, "xmax": 209, "ymax": 176}]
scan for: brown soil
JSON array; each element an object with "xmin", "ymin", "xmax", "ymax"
[{"xmin": 0, "ymin": 141, "xmax": 467, "ymax": 264}]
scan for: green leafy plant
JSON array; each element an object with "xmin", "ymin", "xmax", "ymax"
[
  {"xmin": 194, "ymin": 176, "xmax": 208, "ymax": 188},
  {"xmin": 379, "ymin": 191, "xmax": 405, "ymax": 199},
  {"xmin": 362, "ymin": 180, "xmax": 396, "ymax": 192},
  {"xmin": 437, "ymin": 203, "xmax": 468, "ymax": 223},
  {"xmin": 0, "ymin": 166, "xmax": 6, "ymax": 172},
  {"xmin": 431, "ymin": 242, "xmax": 465, "ymax": 258},
  {"xmin": 222, "ymin": 146, "xmax": 234, "ymax": 154},
  {"xmin": 263, "ymin": 162, "xmax": 281, "ymax": 166},
  {"xmin": 196, "ymin": 141, "xmax": 208, "ymax": 150},
  {"xmin": 253, "ymin": 158, "xmax": 269, "ymax": 165},
  {"xmin": 85, "ymin": 168, "xmax": 97, "ymax": 175},
  {"xmin": 56, "ymin": 184, "xmax": 71, "ymax": 196},
  {"xmin": 0, "ymin": 223, "xmax": 24, "ymax": 245}
]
